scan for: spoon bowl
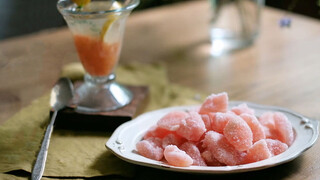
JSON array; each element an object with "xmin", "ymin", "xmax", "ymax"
[{"xmin": 50, "ymin": 78, "xmax": 74, "ymax": 110}]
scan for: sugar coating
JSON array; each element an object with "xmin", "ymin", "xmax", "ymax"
[
  {"xmin": 224, "ymin": 115, "xmax": 253, "ymax": 151},
  {"xmin": 201, "ymin": 150, "xmax": 225, "ymax": 166},
  {"xmin": 157, "ymin": 111, "xmax": 189, "ymax": 131},
  {"xmin": 240, "ymin": 114, "xmax": 266, "ymax": 143},
  {"xmin": 258, "ymin": 112, "xmax": 280, "ymax": 140},
  {"xmin": 231, "ymin": 103, "xmax": 255, "ymax": 116},
  {"xmin": 273, "ymin": 112, "xmax": 294, "ymax": 146},
  {"xmin": 265, "ymin": 139, "xmax": 288, "ymax": 156},
  {"xmin": 164, "ymin": 145, "xmax": 193, "ymax": 167},
  {"xmin": 211, "ymin": 112, "xmax": 235, "ymax": 134},
  {"xmin": 143, "ymin": 125, "xmax": 172, "ymax": 139},
  {"xmin": 201, "ymin": 114, "xmax": 212, "ymax": 131},
  {"xmin": 176, "ymin": 111, "xmax": 206, "ymax": 141},
  {"xmin": 199, "ymin": 92, "xmax": 228, "ymax": 114},
  {"xmin": 259, "ymin": 112, "xmax": 276, "ymax": 129},
  {"xmin": 162, "ymin": 133, "xmax": 184, "ymax": 149},
  {"xmin": 203, "ymin": 131, "xmax": 244, "ymax": 166},
  {"xmin": 136, "ymin": 137, "xmax": 164, "ymax": 161},
  {"xmin": 245, "ymin": 139, "xmax": 272, "ymax": 163},
  {"xmin": 180, "ymin": 141, "xmax": 207, "ymax": 166},
  {"xmin": 259, "ymin": 112, "xmax": 294, "ymax": 146}
]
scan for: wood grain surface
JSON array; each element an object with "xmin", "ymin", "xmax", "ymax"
[{"xmin": 0, "ymin": 0, "xmax": 320, "ymax": 179}]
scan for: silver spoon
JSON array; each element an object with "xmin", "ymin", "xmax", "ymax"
[{"xmin": 31, "ymin": 78, "xmax": 73, "ymax": 180}]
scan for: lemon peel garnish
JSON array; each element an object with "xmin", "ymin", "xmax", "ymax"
[
  {"xmin": 100, "ymin": 1, "xmax": 122, "ymax": 40},
  {"xmin": 72, "ymin": 0, "xmax": 91, "ymax": 8}
]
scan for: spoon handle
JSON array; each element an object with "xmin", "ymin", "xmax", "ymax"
[{"xmin": 31, "ymin": 111, "xmax": 57, "ymax": 180}]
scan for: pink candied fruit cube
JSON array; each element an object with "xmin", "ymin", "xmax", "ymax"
[
  {"xmin": 201, "ymin": 114, "xmax": 212, "ymax": 131},
  {"xmin": 265, "ymin": 139, "xmax": 288, "ymax": 156},
  {"xmin": 157, "ymin": 111, "xmax": 189, "ymax": 131},
  {"xmin": 162, "ymin": 133, "xmax": 184, "ymax": 149},
  {"xmin": 273, "ymin": 112, "xmax": 294, "ymax": 146},
  {"xmin": 180, "ymin": 141, "xmax": 207, "ymax": 166},
  {"xmin": 211, "ymin": 112, "xmax": 235, "ymax": 134},
  {"xmin": 201, "ymin": 150, "xmax": 225, "ymax": 166},
  {"xmin": 176, "ymin": 111, "xmax": 206, "ymax": 141},
  {"xmin": 258, "ymin": 112, "xmax": 278, "ymax": 139},
  {"xmin": 164, "ymin": 145, "xmax": 193, "ymax": 167},
  {"xmin": 223, "ymin": 115, "xmax": 253, "ymax": 151},
  {"xmin": 259, "ymin": 112, "xmax": 294, "ymax": 146},
  {"xmin": 136, "ymin": 137, "xmax": 164, "ymax": 161},
  {"xmin": 240, "ymin": 114, "xmax": 266, "ymax": 143},
  {"xmin": 231, "ymin": 103, "xmax": 255, "ymax": 115},
  {"xmin": 259, "ymin": 112, "xmax": 276, "ymax": 129},
  {"xmin": 245, "ymin": 139, "xmax": 272, "ymax": 164},
  {"xmin": 199, "ymin": 92, "xmax": 228, "ymax": 114},
  {"xmin": 143, "ymin": 125, "xmax": 172, "ymax": 139},
  {"xmin": 203, "ymin": 131, "xmax": 244, "ymax": 166}
]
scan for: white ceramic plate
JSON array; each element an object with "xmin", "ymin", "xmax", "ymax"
[{"xmin": 106, "ymin": 101, "xmax": 319, "ymax": 174}]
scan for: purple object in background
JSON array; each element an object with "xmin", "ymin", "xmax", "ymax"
[{"xmin": 279, "ymin": 17, "xmax": 292, "ymax": 28}]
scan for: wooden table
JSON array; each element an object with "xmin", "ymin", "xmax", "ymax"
[{"xmin": 1, "ymin": 0, "xmax": 319, "ymax": 179}]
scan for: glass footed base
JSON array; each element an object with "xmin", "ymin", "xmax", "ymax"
[
  {"xmin": 73, "ymin": 74, "xmax": 132, "ymax": 113},
  {"xmin": 210, "ymin": 28, "xmax": 256, "ymax": 57}
]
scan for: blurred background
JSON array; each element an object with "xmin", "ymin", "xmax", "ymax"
[{"xmin": 0, "ymin": 0, "xmax": 319, "ymax": 40}]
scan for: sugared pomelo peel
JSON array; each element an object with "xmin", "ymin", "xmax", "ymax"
[
  {"xmin": 164, "ymin": 145, "xmax": 193, "ymax": 167},
  {"xmin": 136, "ymin": 92, "xmax": 295, "ymax": 167}
]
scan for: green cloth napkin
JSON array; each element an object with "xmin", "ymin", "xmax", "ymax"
[{"xmin": 0, "ymin": 63, "xmax": 205, "ymax": 179}]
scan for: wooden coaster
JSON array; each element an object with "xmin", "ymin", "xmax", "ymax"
[{"xmin": 54, "ymin": 84, "xmax": 149, "ymax": 131}]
